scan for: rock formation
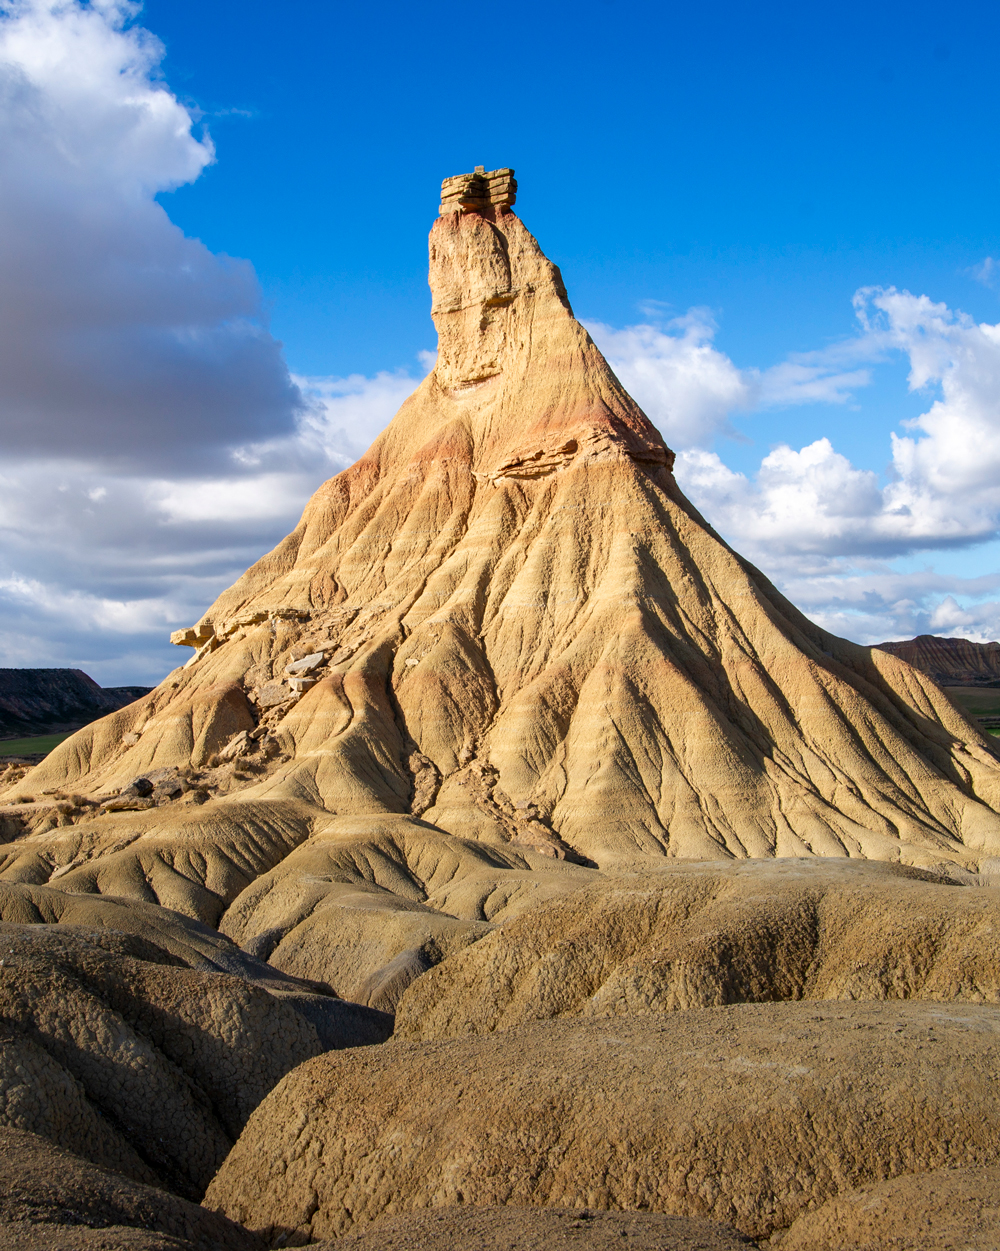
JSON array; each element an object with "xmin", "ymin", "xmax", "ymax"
[
  {"xmin": 6, "ymin": 165, "xmax": 1000, "ymax": 1251},
  {"xmin": 206, "ymin": 1001, "xmax": 1000, "ymax": 1243},
  {"xmin": 2, "ymin": 167, "xmax": 999, "ymax": 923},
  {"xmin": 875, "ymin": 634, "xmax": 1000, "ymax": 687},
  {"xmin": 0, "ymin": 669, "xmax": 151, "ymax": 741}
]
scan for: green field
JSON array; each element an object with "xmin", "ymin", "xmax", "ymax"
[
  {"xmin": 0, "ymin": 732, "xmax": 73, "ymax": 757},
  {"xmin": 942, "ymin": 687, "xmax": 1000, "ymax": 736},
  {"xmin": 947, "ymin": 686, "xmax": 1000, "ymax": 718}
]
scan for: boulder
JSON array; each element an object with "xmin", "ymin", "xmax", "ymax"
[{"xmin": 780, "ymin": 1163, "xmax": 1000, "ymax": 1249}]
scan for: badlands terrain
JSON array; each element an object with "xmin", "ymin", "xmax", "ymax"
[
  {"xmin": 875, "ymin": 633, "xmax": 1000, "ymax": 688},
  {"xmin": 0, "ymin": 669, "xmax": 151, "ymax": 741},
  {"xmin": 2, "ymin": 167, "xmax": 1000, "ymax": 1249}
]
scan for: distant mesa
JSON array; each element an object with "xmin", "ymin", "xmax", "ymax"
[
  {"xmin": 875, "ymin": 634, "xmax": 1000, "ymax": 688},
  {"xmin": 0, "ymin": 668, "xmax": 151, "ymax": 742}
]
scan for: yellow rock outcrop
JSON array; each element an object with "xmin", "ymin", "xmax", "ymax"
[
  {"xmin": 3, "ymin": 168, "xmax": 1000, "ymax": 977},
  {"xmin": 206, "ymin": 1001, "xmax": 1000, "ymax": 1243}
]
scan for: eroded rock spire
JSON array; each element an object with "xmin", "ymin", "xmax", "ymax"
[{"xmin": 6, "ymin": 169, "xmax": 1000, "ymax": 969}]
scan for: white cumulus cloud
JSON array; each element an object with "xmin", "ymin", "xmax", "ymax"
[
  {"xmin": 656, "ymin": 288, "xmax": 1000, "ymax": 645},
  {"xmin": 588, "ymin": 309, "xmax": 874, "ymax": 451},
  {"xmin": 586, "ymin": 310, "xmax": 752, "ymax": 447},
  {"xmin": 0, "ymin": 0, "xmax": 302, "ymax": 469},
  {"xmin": 677, "ymin": 289, "xmax": 1000, "ymax": 561},
  {"xmin": 0, "ymin": 0, "xmax": 423, "ymax": 683}
]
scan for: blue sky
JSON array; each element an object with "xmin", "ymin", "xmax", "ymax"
[
  {"xmin": 1, "ymin": 0, "xmax": 1000, "ymax": 683},
  {"xmin": 145, "ymin": 0, "xmax": 1000, "ymax": 373}
]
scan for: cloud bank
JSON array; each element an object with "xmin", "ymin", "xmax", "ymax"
[
  {"xmin": 0, "ymin": 0, "xmax": 304, "ymax": 470},
  {"xmin": 0, "ymin": 0, "xmax": 422, "ymax": 682}
]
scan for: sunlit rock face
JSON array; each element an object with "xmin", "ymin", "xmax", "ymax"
[{"xmin": 4, "ymin": 167, "xmax": 1000, "ymax": 986}]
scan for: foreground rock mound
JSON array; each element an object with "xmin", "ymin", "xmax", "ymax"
[
  {"xmin": 0, "ymin": 921, "xmax": 387, "ymax": 1197},
  {"xmin": 5, "ymin": 168, "xmax": 1000, "ymax": 937},
  {"xmin": 206, "ymin": 1002, "xmax": 1000, "ymax": 1242},
  {"xmin": 217, "ymin": 814, "xmax": 594, "ymax": 1008},
  {"xmin": 0, "ymin": 1127, "xmax": 259, "ymax": 1251},
  {"xmin": 0, "ymin": 882, "xmax": 393, "ymax": 1046},
  {"xmin": 396, "ymin": 858, "xmax": 1000, "ymax": 1038},
  {"xmin": 780, "ymin": 1163, "xmax": 1000, "ymax": 1250},
  {"xmin": 321, "ymin": 1206, "xmax": 754, "ymax": 1251}
]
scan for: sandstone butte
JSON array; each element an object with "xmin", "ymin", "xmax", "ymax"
[
  {"xmin": 3, "ymin": 164, "xmax": 1000, "ymax": 1001},
  {"xmin": 7, "ymin": 169, "xmax": 1000, "ymax": 1251}
]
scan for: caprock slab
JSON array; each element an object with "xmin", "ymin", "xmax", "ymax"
[{"xmin": 4, "ymin": 167, "xmax": 1000, "ymax": 944}]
